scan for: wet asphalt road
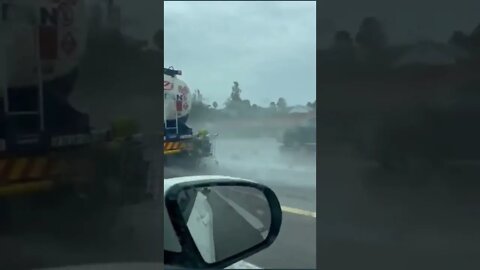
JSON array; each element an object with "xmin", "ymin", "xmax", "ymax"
[
  {"xmin": 166, "ymin": 137, "xmax": 480, "ymax": 269},
  {"xmin": 166, "ymin": 138, "xmax": 317, "ymax": 269},
  {"xmin": 0, "ymin": 137, "xmax": 316, "ymax": 270},
  {"xmin": 5, "ymin": 135, "xmax": 480, "ymax": 270}
]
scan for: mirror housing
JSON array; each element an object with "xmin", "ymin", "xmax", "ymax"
[{"xmin": 164, "ymin": 176, "xmax": 282, "ymax": 269}]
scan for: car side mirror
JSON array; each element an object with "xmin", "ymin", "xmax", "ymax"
[{"xmin": 164, "ymin": 176, "xmax": 282, "ymax": 269}]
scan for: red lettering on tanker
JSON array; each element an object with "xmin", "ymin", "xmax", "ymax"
[
  {"xmin": 164, "ymin": 81, "xmax": 173, "ymax": 90},
  {"xmin": 175, "ymin": 86, "xmax": 189, "ymax": 112},
  {"xmin": 178, "ymin": 85, "xmax": 189, "ymax": 102},
  {"xmin": 178, "ymin": 85, "xmax": 189, "ymax": 95}
]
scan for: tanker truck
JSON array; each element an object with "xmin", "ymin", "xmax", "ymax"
[
  {"xmin": 163, "ymin": 67, "xmax": 215, "ymax": 168},
  {"xmin": 0, "ymin": 0, "xmax": 150, "ymax": 234}
]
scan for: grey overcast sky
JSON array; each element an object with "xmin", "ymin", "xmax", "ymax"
[
  {"xmin": 164, "ymin": 1, "xmax": 316, "ymax": 108},
  {"xmin": 108, "ymin": 0, "xmax": 478, "ymax": 106}
]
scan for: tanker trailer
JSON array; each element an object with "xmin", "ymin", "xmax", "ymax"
[
  {"xmin": 0, "ymin": 0, "xmax": 150, "ymax": 236},
  {"xmin": 163, "ymin": 67, "xmax": 215, "ymax": 168}
]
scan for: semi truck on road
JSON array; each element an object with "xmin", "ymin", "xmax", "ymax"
[{"xmin": 163, "ymin": 67, "xmax": 215, "ymax": 169}]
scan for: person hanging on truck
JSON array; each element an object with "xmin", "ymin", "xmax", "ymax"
[{"xmin": 193, "ymin": 129, "xmax": 212, "ymax": 156}]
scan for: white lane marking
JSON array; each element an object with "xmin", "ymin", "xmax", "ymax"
[
  {"xmin": 227, "ymin": 260, "xmax": 262, "ymax": 269},
  {"xmin": 281, "ymin": 206, "xmax": 316, "ymax": 218},
  {"xmin": 215, "ymin": 190, "xmax": 266, "ymax": 231}
]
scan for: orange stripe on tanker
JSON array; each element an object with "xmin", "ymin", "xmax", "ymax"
[
  {"xmin": 0, "ymin": 157, "xmax": 68, "ymax": 182},
  {"xmin": 164, "ymin": 142, "xmax": 184, "ymax": 151}
]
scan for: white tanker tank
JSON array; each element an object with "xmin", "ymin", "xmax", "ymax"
[
  {"xmin": 0, "ymin": 0, "xmax": 88, "ymax": 135},
  {"xmin": 1, "ymin": 0, "xmax": 87, "ymax": 101},
  {"xmin": 163, "ymin": 68, "xmax": 215, "ymax": 164},
  {"xmin": 163, "ymin": 68, "xmax": 192, "ymax": 126}
]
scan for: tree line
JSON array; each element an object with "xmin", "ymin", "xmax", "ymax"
[
  {"xmin": 188, "ymin": 81, "xmax": 316, "ymax": 122},
  {"xmin": 320, "ymin": 16, "xmax": 480, "ymax": 80}
]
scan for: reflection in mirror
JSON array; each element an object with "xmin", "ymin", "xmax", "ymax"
[{"xmin": 176, "ymin": 185, "xmax": 271, "ymax": 264}]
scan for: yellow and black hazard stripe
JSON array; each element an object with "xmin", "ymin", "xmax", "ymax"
[
  {"xmin": 0, "ymin": 157, "xmax": 58, "ymax": 196},
  {"xmin": 0, "ymin": 157, "xmax": 54, "ymax": 182},
  {"xmin": 164, "ymin": 141, "xmax": 186, "ymax": 155},
  {"xmin": 0, "ymin": 157, "xmax": 99, "ymax": 197}
]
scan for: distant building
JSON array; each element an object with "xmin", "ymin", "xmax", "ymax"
[
  {"xmin": 288, "ymin": 105, "xmax": 311, "ymax": 114},
  {"xmin": 284, "ymin": 105, "xmax": 314, "ymax": 125}
]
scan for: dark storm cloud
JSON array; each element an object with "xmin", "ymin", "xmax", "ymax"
[{"xmin": 165, "ymin": 1, "xmax": 316, "ymax": 107}]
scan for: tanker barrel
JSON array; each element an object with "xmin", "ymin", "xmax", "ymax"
[{"xmin": 163, "ymin": 70, "xmax": 191, "ymax": 135}]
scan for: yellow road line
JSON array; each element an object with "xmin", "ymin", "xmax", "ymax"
[{"xmin": 281, "ymin": 206, "xmax": 316, "ymax": 218}]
